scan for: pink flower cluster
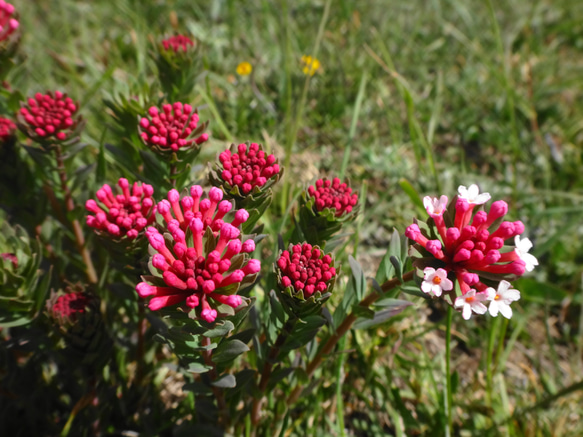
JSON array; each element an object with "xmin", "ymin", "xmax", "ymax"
[
  {"xmin": 139, "ymin": 103, "xmax": 208, "ymax": 152},
  {"xmin": 0, "ymin": 1, "xmax": 18, "ymax": 42},
  {"xmin": 50, "ymin": 292, "xmax": 90, "ymax": 324},
  {"xmin": 406, "ymin": 184, "xmax": 537, "ymax": 319},
  {"xmin": 0, "ymin": 116, "xmax": 15, "ymax": 142},
  {"xmin": 277, "ymin": 243, "xmax": 336, "ymax": 298},
  {"xmin": 162, "ymin": 35, "xmax": 195, "ymax": 52},
  {"xmin": 18, "ymin": 91, "xmax": 78, "ymax": 141},
  {"xmin": 136, "ymin": 186, "xmax": 260, "ymax": 322},
  {"xmin": 219, "ymin": 143, "xmax": 280, "ymax": 194},
  {"xmin": 85, "ymin": 178, "xmax": 156, "ymax": 240},
  {"xmin": 307, "ymin": 178, "xmax": 358, "ymax": 217}
]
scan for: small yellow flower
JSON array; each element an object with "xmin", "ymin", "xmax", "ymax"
[
  {"xmin": 301, "ymin": 55, "xmax": 321, "ymax": 76},
  {"xmin": 236, "ymin": 61, "xmax": 253, "ymax": 76}
]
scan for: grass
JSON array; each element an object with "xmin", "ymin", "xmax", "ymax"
[{"xmin": 4, "ymin": 0, "xmax": 583, "ymax": 435}]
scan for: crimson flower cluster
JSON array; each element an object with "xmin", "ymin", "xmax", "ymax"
[
  {"xmin": 17, "ymin": 91, "xmax": 81, "ymax": 142},
  {"xmin": 139, "ymin": 103, "xmax": 208, "ymax": 152},
  {"xmin": 50, "ymin": 291, "xmax": 90, "ymax": 325},
  {"xmin": 406, "ymin": 184, "xmax": 538, "ymax": 320},
  {"xmin": 0, "ymin": 1, "xmax": 18, "ymax": 42},
  {"xmin": 307, "ymin": 178, "xmax": 358, "ymax": 217},
  {"xmin": 162, "ymin": 35, "xmax": 195, "ymax": 52},
  {"xmin": 0, "ymin": 116, "xmax": 15, "ymax": 142},
  {"xmin": 276, "ymin": 243, "xmax": 336, "ymax": 298},
  {"xmin": 85, "ymin": 178, "xmax": 156, "ymax": 240},
  {"xmin": 136, "ymin": 186, "xmax": 260, "ymax": 323},
  {"xmin": 219, "ymin": 143, "xmax": 281, "ymax": 195}
]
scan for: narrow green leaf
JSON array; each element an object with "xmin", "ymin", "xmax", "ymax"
[
  {"xmin": 212, "ymin": 339, "xmax": 250, "ymax": 363},
  {"xmin": 211, "ymin": 374, "xmax": 236, "ymax": 388}
]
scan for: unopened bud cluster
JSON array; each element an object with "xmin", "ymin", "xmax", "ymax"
[
  {"xmin": 0, "ymin": 116, "xmax": 15, "ymax": 142},
  {"xmin": 50, "ymin": 291, "xmax": 91, "ymax": 325},
  {"xmin": 277, "ymin": 243, "xmax": 336, "ymax": 298},
  {"xmin": 136, "ymin": 186, "xmax": 260, "ymax": 322},
  {"xmin": 218, "ymin": 143, "xmax": 281, "ymax": 195},
  {"xmin": 86, "ymin": 178, "xmax": 156, "ymax": 240},
  {"xmin": 139, "ymin": 102, "xmax": 208, "ymax": 153},
  {"xmin": 17, "ymin": 91, "xmax": 81, "ymax": 143},
  {"xmin": 406, "ymin": 184, "xmax": 538, "ymax": 319},
  {"xmin": 307, "ymin": 178, "xmax": 358, "ymax": 217},
  {"xmin": 162, "ymin": 35, "xmax": 195, "ymax": 53},
  {"xmin": 0, "ymin": 1, "xmax": 19, "ymax": 42}
]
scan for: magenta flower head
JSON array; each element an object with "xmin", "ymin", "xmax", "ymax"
[
  {"xmin": 298, "ymin": 177, "xmax": 359, "ymax": 247},
  {"xmin": 16, "ymin": 91, "xmax": 85, "ymax": 148},
  {"xmin": 406, "ymin": 184, "xmax": 537, "ymax": 320},
  {"xmin": 85, "ymin": 178, "xmax": 156, "ymax": 241},
  {"xmin": 136, "ymin": 186, "xmax": 259, "ymax": 323},
  {"xmin": 161, "ymin": 35, "xmax": 195, "ymax": 53},
  {"xmin": 0, "ymin": 116, "xmax": 15, "ymax": 144},
  {"xmin": 275, "ymin": 243, "xmax": 337, "ymax": 315},
  {"xmin": 138, "ymin": 102, "xmax": 209, "ymax": 157},
  {"xmin": 0, "ymin": 1, "xmax": 19, "ymax": 44}
]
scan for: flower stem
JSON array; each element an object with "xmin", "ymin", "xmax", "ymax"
[
  {"xmin": 251, "ymin": 316, "xmax": 297, "ymax": 425},
  {"xmin": 201, "ymin": 335, "xmax": 227, "ymax": 425},
  {"xmin": 287, "ymin": 270, "xmax": 414, "ymax": 405},
  {"xmin": 445, "ymin": 305, "xmax": 454, "ymax": 436},
  {"xmin": 54, "ymin": 146, "xmax": 98, "ymax": 284}
]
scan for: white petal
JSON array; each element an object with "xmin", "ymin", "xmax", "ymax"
[
  {"xmin": 497, "ymin": 280, "xmax": 511, "ymax": 294},
  {"xmin": 454, "ymin": 296, "xmax": 465, "ymax": 309},
  {"xmin": 472, "ymin": 302, "xmax": 488, "ymax": 315},
  {"xmin": 462, "ymin": 304, "xmax": 472, "ymax": 320},
  {"xmin": 468, "ymin": 184, "xmax": 479, "ymax": 198},
  {"xmin": 432, "ymin": 284, "xmax": 443, "ymax": 297},
  {"xmin": 499, "ymin": 303, "xmax": 513, "ymax": 319},
  {"xmin": 421, "ymin": 281, "xmax": 432, "ymax": 294},
  {"xmin": 474, "ymin": 193, "xmax": 491, "ymax": 204},
  {"xmin": 458, "ymin": 185, "xmax": 468, "ymax": 197},
  {"xmin": 423, "ymin": 196, "xmax": 434, "ymax": 212},
  {"xmin": 489, "ymin": 301, "xmax": 500, "ymax": 317},
  {"xmin": 503, "ymin": 289, "xmax": 521, "ymax": 302},
  {"xmin": 423, "ymin": 267, "xmax": 436, "ymax": 279},
  {"xmin": 441, "ymin": 278, "xmax": 454, "ymax": 291},
  {"xmin": 523, "ymin": 253, "xmax": 538, "ymax": 272},
  {"xmin": 516, "ymin": 236, "xmax": 533, "ymax": 252}
]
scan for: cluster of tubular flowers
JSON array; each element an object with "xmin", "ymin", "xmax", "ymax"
[
  {"xmin": 307, "ymin": 178, "xmax": 358, "ymax": 217},
  {"xmin": 49, "ymin": 291, "xmax": 91, "ymax": 325},
  {"xmin": 219, "ymin": 143, "xmax": 281, "ymax": 194},
  {"xmin": 406, "ymin": 184, "xmax": 538, "ymax": 320},
  {"xmin": 85, "ymin": 178, "xmax": 156, "ymax": 240},
  {"xmin": 139, "ymin": 103, "xmax": 208, "ymax": 152},
  {"xmin": 136, "ymin": 186, "xmax": 260, "ymax": 322},
  {"xmin": 0, "ymin": 116, "xmax": 15, "ymax": 142},
  {"xmin": 276, "ymin": 243, "xmax": 336, "ymax": 298},
  {"xmin": 17, "ymin": 91, "xmax": 80, "ymax": 142},
  {"xmin": 162, "ymin": 35, "xmax": 195, "ymax": 52},
  {"xmin": 0, "ymin": 1, "xmax": 18, "ymax": 42}
]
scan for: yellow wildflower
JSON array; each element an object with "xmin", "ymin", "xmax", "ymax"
[
  {"xmin": 236, "ymin": 61, "xmax": 253, "ymax": 76},
  {"xmin": 301, "ymin": 55, "xmax": 321, "ymax": 76}
]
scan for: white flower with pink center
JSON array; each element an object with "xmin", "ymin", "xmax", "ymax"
[
  {"xmin": 423, "ymin": 195, "xmax": 448, "ymax": 217},
  {"xmin": 486, "ymin": 280, "xmax": 520, "ymax": 319},
  {"xmin": 514, "ymin": 235, "xmax": 538, "ymax": 272},
  {"xmin": 457, "ymin": 184, "xmax": 491, "ymax": 205},
  {"xmin": 454, "ymin": 289, "xmax": 489, "ymax": 320},
  {"xmin": 421, "ymin": 267, "xmax": 453, "ymax": 297}
]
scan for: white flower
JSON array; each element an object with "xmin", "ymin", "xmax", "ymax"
[
  {"xmin": 423, "ymin": 195, "xmax": 448, "ymax": 217},
  {"xmin": 454, "ymin": 289, "xmax": 489, "ymax": 320},
  {"xmin": 514, "ymin": 235, "xmax": 538, "ymax": 272},
  {"xmin": 457, "ymin": 184, "xmax": 491, "ymax": 205},
  {"xmin": 421, "ymin": 267, "xmax": 453, "ymax": 297},
  {"xmin": 486, "ymin": 280, "xmax": 520, "ymax": 319}
]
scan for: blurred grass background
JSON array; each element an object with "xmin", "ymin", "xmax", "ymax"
[{"xmin": 7, "ymin": 0, "xmax": 583, "ymax": 435}]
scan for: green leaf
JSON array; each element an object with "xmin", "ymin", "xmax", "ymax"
[
  {"xmin": 353, "ymin": 302, "xmax": 412, "ymax": 330},
  {"xmin": 211, "ymin": 374, "xmax": 237, "ymax": 388},
  {"xmin": 212, "ymin": 339, "xmax": 250, "ymax": 363},
  {"xmin": 203, "ymin": 320, "xmax": 234, "ymax": 338},
  {"xmin": 186, "ymin": 362, "xmax": 212, "ymax": 374},
  {"xmin": 348, "ymin": 255, "xmax": 366, "ymax": 301}
]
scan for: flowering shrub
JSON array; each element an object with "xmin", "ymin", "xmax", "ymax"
[{"xmin": 0, "ymin": 6, "xmax": 548, "ymax": 437}]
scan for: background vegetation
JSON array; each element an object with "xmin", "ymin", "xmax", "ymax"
[{"xmin": 2, "ymin": 0, "xmax": 583, "ymax": 435}]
